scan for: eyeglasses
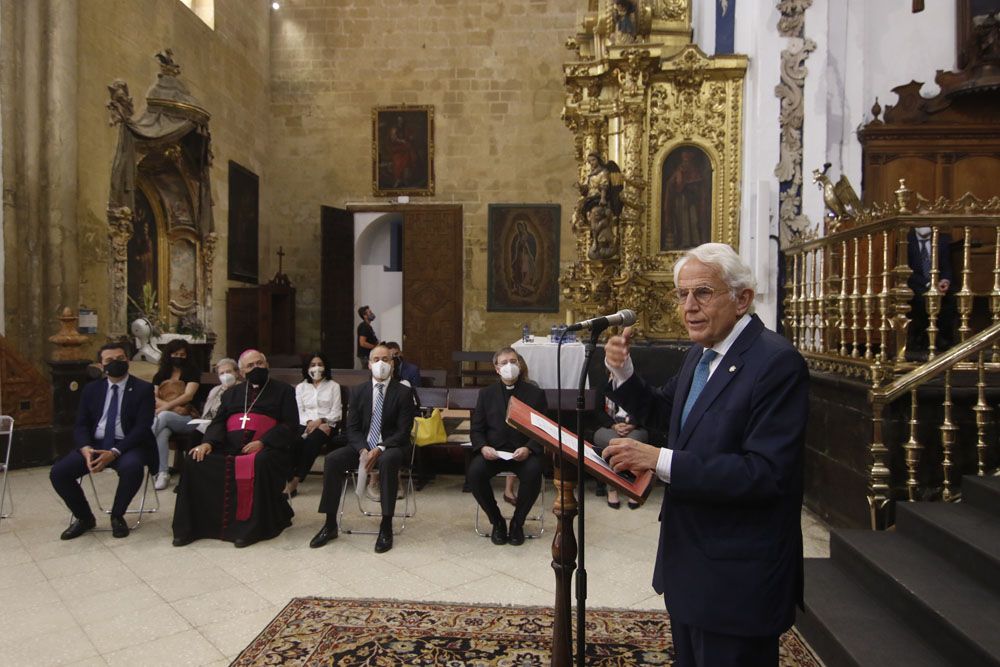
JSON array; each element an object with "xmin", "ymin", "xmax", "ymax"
[{"xmin": 673, "ymin": 286, "xmax": 723, "ymax": 306}]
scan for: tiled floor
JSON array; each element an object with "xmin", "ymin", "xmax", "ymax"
[{"xmin": 0, "ymin": 466, "xmax": 831, "ymax": 666}]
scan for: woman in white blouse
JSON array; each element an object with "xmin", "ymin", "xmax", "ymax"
[{"xmin": 285, "ymin": 352, "xmax": 342, "ymax": 498}]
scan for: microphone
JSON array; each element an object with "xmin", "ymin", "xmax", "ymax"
[{"xmin": 564, "ymin": 309, "xmax": 637, "ymax": 333}]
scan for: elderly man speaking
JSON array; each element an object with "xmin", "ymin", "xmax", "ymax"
[{"xmin": 603, "ymin": 243, "xmax": 809, "ymax": 667}]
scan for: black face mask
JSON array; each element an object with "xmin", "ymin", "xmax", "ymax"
[
  {"xmin": 170, "ymin": 356, "xmax": 186, "ymax": 367},
  {"xmin": 247, "ymin": 367, "xmax": 269, "ymax": 386},
  {"xmin": 105, "ymin": 359, "xmax": 129, "ymax": 378}
]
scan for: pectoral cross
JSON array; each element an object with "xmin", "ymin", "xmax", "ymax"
[{"xmin": 239, "ymin": 413, "xmax": 251, "ymax": 429}]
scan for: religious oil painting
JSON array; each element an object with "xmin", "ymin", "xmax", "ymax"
[
  {"xmin": 958, "ymin": 0, "xmax": 1000, "ymax": 67},
  {"xmin": 127, "ymin": 188, "xmax": 159, "ymax": 321},
  {"xmin": 660, "ymin": 145, "xmax": 713, "ymax": 252},
  {"xmin": 487, "ymin": 204, "xmax": 560, "ymax": 312},
  {"xmin": 372, "ymin": 105, "xmax": 435, "ymax": 196},
  {"xmin": 169, "ymin": 238, "xmax": 197, "ymax": 313},
  {"xmin": 228, "ymin": 161, "xmax": 259, "ymax": 284}
]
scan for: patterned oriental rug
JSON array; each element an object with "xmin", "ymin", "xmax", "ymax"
[{"xmin": 232, "ymin": 597, "xmax": 823, "ymax": 666}]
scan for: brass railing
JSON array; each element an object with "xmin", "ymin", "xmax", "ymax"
[{"xmin": 783, "ymin": 183, "xmax": 1000, "ymax": 529}]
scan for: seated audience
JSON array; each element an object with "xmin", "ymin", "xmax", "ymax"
[
  {"xmin": 172, "ymin": 349, "xmax": 298, "ymax": 548},
  {"xmin": 151, "ymin": 339, "xmax": 201, "ymax": 490},
  {"xmin": 467, "ymin": 347, "xmax": 548, "ymax": 546},
  {"xmin": 285, "ymin": 352, "xmax": 342, "ymax": 499},
  {"xmin": 907, "ymin": 226, "xmax": 956, "ymax": 358},
  {"xmin": 310, "ymin": 344, "xmax": 416, "ymax": 554},
  {"xmin": 592, "ymin": 371, "xmax": 648, "ymax": 509},
  {"xmin": 197, "ymin": 358, "xmax": 239, "ymax": 433},
  {"xmin": 49, "ymin": 342, "xmax": 155, "ymax": 539}
]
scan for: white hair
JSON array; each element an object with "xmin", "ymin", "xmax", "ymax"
[
  {"xmin": 215, "ymin": 357, "xmax": 237, "ymax": 372},
  {"xmin": 673, "ymin": 243, "xmax": 757, "ymax": 294}
]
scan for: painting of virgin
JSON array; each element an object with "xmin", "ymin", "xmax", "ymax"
[{"xmin": 487, "ymin": 204, "xmax": 560, "ymax": 312}]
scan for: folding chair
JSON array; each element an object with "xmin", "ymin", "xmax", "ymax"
[
  {"xmin": 338, "ymin": 444, "xmax": 417, "ymax": 536},
  {"xmin": 74, "ymin": 464, "xmax": 160, "ymax": 531},
  {"xmin": 0, "ymin": 416, "xmax": 13, "ymax": 522},
  {"xmin": 474, "ymin": 470, "xmax": 546, "ymax": 539}
]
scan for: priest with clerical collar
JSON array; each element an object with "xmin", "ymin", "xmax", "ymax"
[{"xmin": 172, "ymin": 349, "xmax": 298, "ymax": 548}]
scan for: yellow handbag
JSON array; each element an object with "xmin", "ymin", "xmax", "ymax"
[{"xmin": 411, "ymin": 408, "xmax": 448, "ymax": 446}]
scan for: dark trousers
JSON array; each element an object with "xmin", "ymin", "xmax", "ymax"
[
  {"xmin": 49, "ymin": 446, "xmax": 148, "ymax": 520},
  {"xmin": 317, "ymin": 445, "xmax": 410, "ymax": 522},
  {"xmin": 289, "ymin": 428, "xmax": 335, "ymax": 482},
  {"xmin": 467, "ymin": 453, "xmax": 542, "ymax": 527},
  {"xmin": 670, "ymin": 618, "xmax": 778, "ymax": 667},
  {"xmin": 908, "ymin": 291, "xmax": 956, "ymax": 351}
]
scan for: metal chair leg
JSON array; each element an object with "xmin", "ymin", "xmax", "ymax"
[
  {"xmin": 74, "ymin": 467, "xmax": 159, "ymax": 531},
  {"xmin": 0, "ymin": 417, "xmax": 13, "ymax": 521},
  {"xmin": 339, "ymin": 455, "xmax": 418, "ymax": 536},
  {"xmin": 474, "ymin": 473, "xmax": 545, "ymax": 539}
]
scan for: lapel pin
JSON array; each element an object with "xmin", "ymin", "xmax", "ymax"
[{"xmin": 728, "ymin": 365, "xmax": 736, "ymax": 373}]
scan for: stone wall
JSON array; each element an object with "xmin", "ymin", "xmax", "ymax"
[
  {"xmin": 76, "ymin": 0, "xmax": 271, "ymax": 359},
  {"xmin": 2, "ymin": 0, "xmax": 271, "ymax": 365},
  {"xmin": 268, "ymin": 0, "xmax": 581, "ymax": 353}
]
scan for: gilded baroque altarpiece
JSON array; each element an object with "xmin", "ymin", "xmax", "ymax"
[{"xmin": 561, "ymin": 0, "xmax": 747, "ymax": 339}]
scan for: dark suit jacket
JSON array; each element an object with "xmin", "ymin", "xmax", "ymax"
[
  {"xmin": 346, "ymin": 379, "xmax": 416, "ymax": 453},
  {"xmin": 610, "ymin": 314, "xmax": 809, "ymax": 638},
  {"xmin": 470, "ymin": 380, "xmax": 548, "ymax": 455},
  {"xmin": 73, "ymin": 375, "xmax": 156, "ymax": 457},
  {"xmin": 907, "ymin": 229, "xmax": 953, "ymax": 294}
]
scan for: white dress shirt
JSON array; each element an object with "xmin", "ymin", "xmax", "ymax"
[
  {"xmin": 606, "ymin": 313, "xmax": 753, "ymax": 484},
  {"xmin": 94, "ymin": 376, "xmax": 128, "ymax": 443},
  {"xmin": 295, "ymin": 379, "xmax": 343, "ymax": 426},
  {"xmin": 368, "ymin": 377, "xmax": 392, "ymax": 451}
]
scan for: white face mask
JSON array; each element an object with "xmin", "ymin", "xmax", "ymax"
[
  {"xmin": 371, "ymin": 360, "xmax": 392, "ymax": 381},
  {"xmin": 218, "ymin": 372, "xmax": 236, "ymax": 387},
  {"xmin": 499, "ymin": 362, "xmax": 520, "ymax": 383},
  {"xmin": 309, "ymin": 366, "xmax": 325, "ymax": 380}
]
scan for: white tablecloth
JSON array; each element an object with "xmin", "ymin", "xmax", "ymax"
[{"xmin": 511, "ymin": 339, "xmax": 590, "ymax": 390}]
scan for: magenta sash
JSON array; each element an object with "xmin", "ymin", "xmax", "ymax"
[{"xmin": 227, "ymin": 413, "xmax": 278, "ymax": 522}]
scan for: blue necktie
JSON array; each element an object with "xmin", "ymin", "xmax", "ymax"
[
  {"xmin": 367, "ymin": 384, "xmax": 384, "ymax": 450},
  {"xmin": 102, "ymin": 384, "xmax": 120, "ymax": 449},
  {"xmin": 681, "ymin": 349, "xmax": 718, "ymax": 428}
]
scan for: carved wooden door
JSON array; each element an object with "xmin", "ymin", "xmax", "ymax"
[{"xmin": 402, "ymin": 207, "xmax": 463, "ymax": 382}]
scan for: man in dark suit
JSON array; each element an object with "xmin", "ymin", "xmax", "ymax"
[
  {"xmin": 604, "ymin": 243, "xmax": 809, "ymax": 667},
  {"xmin": 50, "ymin": 342, "xmax": 156, "ymax": 539},
  {"xmin": 907, "ymin": 226, "xmax": 956, "ymax": 357},
  {"xmin": 310, "ymin": 343, "xmax": 415, "ymax": 553},
  {"xmin": 467, "ymin": 347, "xmax": 548, "ymax": 546}
]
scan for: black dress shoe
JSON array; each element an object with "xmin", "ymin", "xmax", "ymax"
[
  {"xmin": 60, "ymin": 516, "xmax": 96, "ymax": 540},
  {"xmin": 508, "ymin": 521, "xmax": 525, "ymax": 546},
  {"xmin": 490, "ymin": 521, "xmax": 508, "ymax": 545},
  {"xmin": 172, "ymin": 536, "xmax": 195, "ymax": 547},
  {"xmin": 374, "ymin": 526, "xmax": 393, "ymax": 553},
  {"xmin": 233, "ymin": 537, "xmax": 257, "ymax": 548},
  {"xmin": 627, "ymin": 500, "xmax": 640, "ymax": 510},
  {"xmin": 309, "ymin": 524, "xmax": 338, "ymax": 548},
  {"xmin": 110, "ymin": 516, "xmax": 130, "ymax": 538}
]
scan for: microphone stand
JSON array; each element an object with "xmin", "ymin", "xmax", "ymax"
[{"xmin": 574, "ymin": 326, "xmax": 601, "ymax": 667}]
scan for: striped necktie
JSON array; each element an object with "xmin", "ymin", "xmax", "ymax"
[
  {"xmin": 681, "ymin": 349, "xmax": 718, "ymax": 428},
  {"xmin": 367, "ymin": 383, "xmax": 384, "ymax": 450}
]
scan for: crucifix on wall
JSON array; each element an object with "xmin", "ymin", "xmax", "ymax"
[{"xmin": 270, "ymin": 245, "xmax": 292, "ymax": 286}]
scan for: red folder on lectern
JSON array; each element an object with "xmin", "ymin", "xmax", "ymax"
[{"xmin": 505, "ymin": 396, "xmax": 654, "ymax": 504}]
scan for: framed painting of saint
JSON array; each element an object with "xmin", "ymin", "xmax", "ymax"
[
  {"xmin": 659, "ymin": 145, "xmax": 713, "ymax": 252},
  {"xmin": 957, "ymin": 0, "xmax": 1000, "ymax": 68},
  {"xmin": 487, "ymin": 204, "xmax": 560, "ymax": 312},
  {"xmin": 372, "ymin": 105, "xmax": 435, "ymax": 196}
]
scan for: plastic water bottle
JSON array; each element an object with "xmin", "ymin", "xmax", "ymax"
[{"xmin": 522, "ymin": 324, "xmax": 530, "ymax": 343}]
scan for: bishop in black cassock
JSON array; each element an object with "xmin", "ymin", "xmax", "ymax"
[{"xmin": 172, "ymin": 355, "xmax": 298, "ymax": 548}]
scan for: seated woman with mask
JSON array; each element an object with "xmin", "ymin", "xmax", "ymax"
[
  {"xmin": 151, "ymin": 339, "xmax": 201, "ymax": 490},
  {"xmin": 198, "ymin": 358, "xmax": 239, "ymax": 433},
  {"xmin": 285, "ymin": 352, "xmax": 342, "ymax": 499}
]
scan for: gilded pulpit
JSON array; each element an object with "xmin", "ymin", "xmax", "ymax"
[{"xmin": 561, "ymin": 0, "xmax": 747, "ymax": 339}]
